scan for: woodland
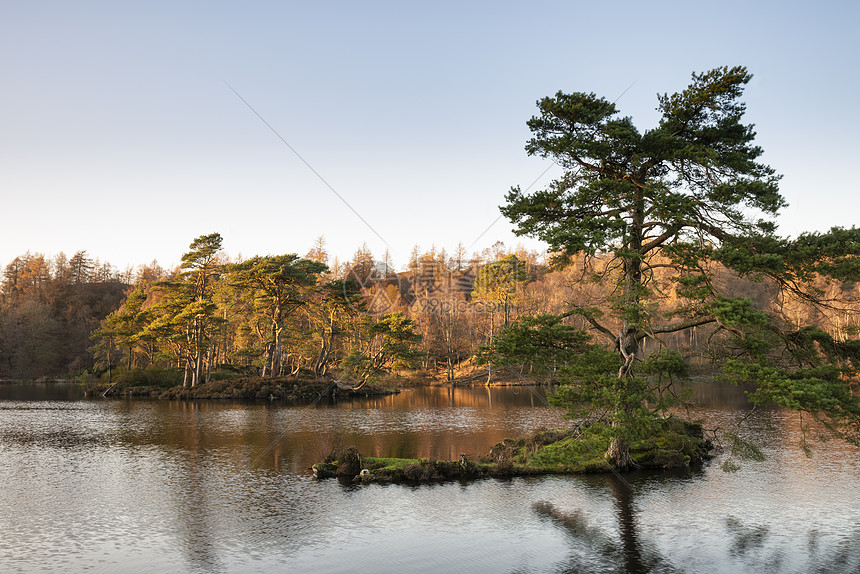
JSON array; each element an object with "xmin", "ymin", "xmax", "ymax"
[{"xmin": 1, "ymin": 234, "xmax": 855, "ymax": 392}]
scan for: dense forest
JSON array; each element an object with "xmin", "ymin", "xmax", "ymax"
[
  {"xmin": 0, "ymin": 251, "xmax": 129, "ymax": 379},
  {"xmin": 1, "ymin": 234, "xmax": 856, "ymax": 385}
]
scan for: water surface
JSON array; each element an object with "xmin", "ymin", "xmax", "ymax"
[{"xmin": 0, "ymin": 383, "xmax": 858, "ymax": 573}]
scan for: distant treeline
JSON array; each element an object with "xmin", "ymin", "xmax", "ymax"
[
  {"xmin": 0, "ymin": 251, "xmax": 129, "ymax": 379},
  {"xmin": 1, "ymin": 236, "xmax": 857, "ymax": 382}
]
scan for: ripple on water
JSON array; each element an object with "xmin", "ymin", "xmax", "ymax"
[{"xmin": 0, "ymin": 387, "xmax": 859, "ymax": 573}]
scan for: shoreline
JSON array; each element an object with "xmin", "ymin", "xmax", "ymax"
[{"xmin": 80, "ymin": 375, "xmax": 401, "ymax": 401}]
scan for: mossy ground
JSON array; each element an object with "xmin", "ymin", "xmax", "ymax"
[
  {"xmin": 492, "ymin": 418, "xmax": 711, "ymax": 473},
  {"xmin": 313, "ymin": 417, "xmax": 712, "ymax": 483}
]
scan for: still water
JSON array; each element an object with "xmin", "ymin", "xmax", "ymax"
[{"xmin": 0, "ymin": 383, "xmax": 858, "ymax": 573}]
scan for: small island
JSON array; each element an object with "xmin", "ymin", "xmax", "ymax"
[
  {"xmin": 313, "ymin": 418, "xmax": 712, "ymax": 483},
  {"xmin": 81, "ymin": 371, "xmax": 402, "ymax": 401}
]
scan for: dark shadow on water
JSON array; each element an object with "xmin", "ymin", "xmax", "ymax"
[{"xmin": 534, "ymin": 468, "xmax": 705, "ymax": 574}]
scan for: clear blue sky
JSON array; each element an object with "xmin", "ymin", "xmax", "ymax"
[{"xmin": 2, "ymin": 1, "xmax": 858, "ymax": 272}]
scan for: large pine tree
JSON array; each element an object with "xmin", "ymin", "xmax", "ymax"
[{"xmin": 502, "ymin": 66, "xmax": 860, "ymax": 469}]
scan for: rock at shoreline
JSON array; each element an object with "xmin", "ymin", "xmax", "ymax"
[{"xmin": 335, "ymin": 447, "xmax": 363, "ymax": 477}]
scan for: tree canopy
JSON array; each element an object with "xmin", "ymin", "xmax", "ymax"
[
  {"xmin": 229, "ymin": 254, "xmax": 328, "ymax": 377},
  {"xmin": 501, "ymin": 66, "xmax": 860, "ymax": 469}
]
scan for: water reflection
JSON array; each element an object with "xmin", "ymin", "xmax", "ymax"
[
  {"xmin": 0, "ymin": 383, "xmax": 859, "ymax": 573},
  {"xmin": 0, "ymin": 381, "xmax": 86, "ymax": 401},
  {"xmin": 534, "ymin": 467, "xmax": 704, "ymax": 573}
]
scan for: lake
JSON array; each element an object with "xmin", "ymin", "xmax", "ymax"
[{"xmin": 0, "ymin": 382, "xmax": 858, "ymax": 573}]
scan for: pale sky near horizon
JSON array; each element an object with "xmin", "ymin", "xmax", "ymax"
[{"xmin": 2, "ymin": 1, "xmax": 858, "ymax": 274}]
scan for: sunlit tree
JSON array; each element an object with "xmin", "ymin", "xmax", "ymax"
[
  {"xmin": 502, "ymin": 66, "xmax": 860, "ymax": 468},
  {"xmin": 228, "ymin": 254, "xmax": 327, "ymax": 377}
]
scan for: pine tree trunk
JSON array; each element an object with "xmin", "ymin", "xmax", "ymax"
[
  {"xmin": 205, "ymin": 341, "xmax": 214, "ymax": 384},
  {"xmin": 608, "ymin": 316, "xmax": 640, "ymax": 471},
  {"xmin": 605, "ymin": 436, "xmax": 633, "ymax": 471},
  {"xmin": 315, "ymin": 329, "xmax": 332, "ymax": 379},
  {"xmin": 271, "ymin": 323, "xmax": 282, "ymax": 377},
  {"xmin": 193, "ymin": 350, "xmax": 202, "ymax": 387},
  {"xmin": 193, "ymin": 326, "xmax": 202, "ymax": 387}
]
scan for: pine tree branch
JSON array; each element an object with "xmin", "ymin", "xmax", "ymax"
[
  {"xmin": 559, "ymin": 307, "xmax": 616, "ymax": 343},
  {"xmin": 639, "ymin": 223, "xmax": 684, "ymax": 254},
  {"xmin": 649, "ymin": 316, "xmax": 717, "ymax": 335}
]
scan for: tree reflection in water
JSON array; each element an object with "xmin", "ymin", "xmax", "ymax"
[
  {"xmin": 534, "ymin": 468, "xmax": 860, "ymax": 574},
  {"xmin": 533, "ymin": 472, "xmax": 692, "ymax": 574}
]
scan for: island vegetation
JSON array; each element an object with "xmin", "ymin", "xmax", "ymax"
[
  {"xmin": 1, "ymin": 66, "xmax": 859, "ymax": 474},
  {"xmin": 313, "ymin": 418, "xmax": 712, "ymax": 483}
]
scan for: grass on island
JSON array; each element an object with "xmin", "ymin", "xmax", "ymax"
[{"xmin": 313, "ymin": 417, "xmax": 712, "ymax": 482}]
